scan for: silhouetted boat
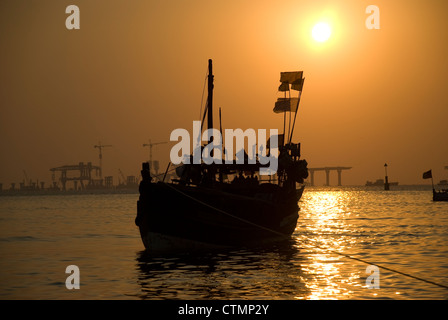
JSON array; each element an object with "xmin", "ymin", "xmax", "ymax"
[
  {"xmin": 296, "ymin": 185, "xmax": 305, "ymax": 199},
  {"xmin": 433, "ymin": 189, "xmax": 448, "ymax": 202},
  {"xmin": 423, "ymin": 169, "xmax": 448, "ymax": 202},
  {"xmin": 135, "ymin": 60, "xmax": 309, "ymax": 252}
]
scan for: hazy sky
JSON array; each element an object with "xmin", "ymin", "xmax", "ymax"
[{"xmin": 1, "ymin": 0, "xmax": 447, "ymax": 187}]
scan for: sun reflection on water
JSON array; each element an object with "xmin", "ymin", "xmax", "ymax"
[{"xmin": 295, "ymin": 189, "xmax": 362, "ymax": 299}]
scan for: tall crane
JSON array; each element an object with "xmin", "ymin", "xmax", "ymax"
[
  {"xmin": 118, "ymin": 169, "xmax": 126, "ymax": 185},
  {"xmin": 23, "ymin": 170, "xmax": 29, "ymax": 185},
  {"xmin": 143, "ymin": 139, "xmax": 167, "ymax": 174},
  {"xmin": 94, "ymin": 142, "xmax": 112, "ymax": 179}
]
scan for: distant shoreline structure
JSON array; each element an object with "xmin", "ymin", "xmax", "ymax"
[
  {"xmin": 0, "ymin": 185, "xmax": 139, "ymax": 196},
  {"xmin": 0, "ymin": 183, "xmax": 437, "ymax": 196},
  {"xmin": 0, "ymin": 161, "xmax": 178, "ymax": 196},
  {"xmin": 365, "ymin": 179, "xmax": 398, "ymax": 187}
]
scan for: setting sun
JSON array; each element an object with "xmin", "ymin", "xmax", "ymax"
[{"xmin": 312, "ymin": 22, "xmax": 332, "ymax": 42}]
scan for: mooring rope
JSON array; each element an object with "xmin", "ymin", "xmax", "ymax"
[
  {"xmin": 159, "ymin": 182, "xmax": 448, "ymax": 291},
  {"xmin": 304, "ymin": 240, "xmax": 448, "ymax": 290}
]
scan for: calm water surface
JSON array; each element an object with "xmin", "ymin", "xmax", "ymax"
[{"xmin": 0, "ymin": 186, "xmax": 447, "ymax": 300}]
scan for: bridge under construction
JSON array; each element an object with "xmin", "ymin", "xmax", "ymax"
[{"xmin": 307, "ymin": 166, "xmax": 352, "ymax": 186}]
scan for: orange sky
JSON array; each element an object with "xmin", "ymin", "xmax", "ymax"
[{"xmin": 1, "ymin": 0, "xmax": 447, "ymax": 187}]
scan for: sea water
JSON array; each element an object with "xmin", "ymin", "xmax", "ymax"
[{"xmin": 0, "ymin": 186, "xmax": 447, "ymax": 300}]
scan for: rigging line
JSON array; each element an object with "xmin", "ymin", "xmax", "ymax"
[
  {"xmin": 150, "ymin": 166, "xmax": 178, "ymax": 180},
  {"xmin": 201, "ymin": 97, "xmax": 208, "ymax": 129},
  {"xmin": 285, "ymin": 91, "xmax": 288, "ymax": 130},
  {"xmin": 287, "ymin": 89, "xmax": 291, "ymax": 144},
  {"xmin": 289, "ymin": 90, "xmax": 302, "ymax": 144},
  {"xmin": 162, "ymin": 182, "xmax": 288, "ymax": 238},
  {"xmin": 198, "ymin": 73, "xmax": 208, "ymax": 120},
  {"xmin": 302, "ymin": 239, "xmax": 448, "ymax": 290}
]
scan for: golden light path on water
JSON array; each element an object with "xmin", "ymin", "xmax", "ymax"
[{"xmin": 294, "ymin": 190, "xmax": 364, "ymax": 299}]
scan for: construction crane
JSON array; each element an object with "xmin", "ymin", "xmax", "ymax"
[
  {"xmin": 118, "ymin": 169, "xmax": 126, "ymax": 185},
  {"xmin": 143, "ymin": 139, "xmax": 167, "ymax": 175},
  {"xmin": 94, "ymin": 142, "xmax": 112, "ymax": 179},
  {"xmin": 23, "ymin": 170, "xmax": 29, "ymax": 185}
]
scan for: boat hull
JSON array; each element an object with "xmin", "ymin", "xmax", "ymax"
[
  {"xmin": 433, "ymin": 190, "xmax": 448, "ymax": 202},
  {"xmin": 136, "ymin": 182, "xmax": 301, "ymax": 252}
]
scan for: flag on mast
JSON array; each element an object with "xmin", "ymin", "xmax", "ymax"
[
  {"xmin": 278, "ymin": 72, "xmax": 304, "ymax": 92},
  {"xmin": 291, "ymin": 78, "xmax": 304, "ymax": 91},
  {"xmin": 273, "ymin": 97, "xmax": 300, "ymax": 113},
  {"xmin": 275, "ymin": 71, "xmax": 305, "ymax": 144},
  {"xmin": 280, "ymin": 71, "xmax": 303, "ymax": 83},
  {"xmin": 422, "ymin": 170, "xmax": 432, "ymax": 179},
  {"xmin": 278, "ymin": 82, "xmax": 290, "ymax": 92}
]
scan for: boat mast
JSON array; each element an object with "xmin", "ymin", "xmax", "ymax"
[
  {"xmin": 207, "ymin": 59, "xmax": 214, "ymax": 139},
  {"xmin": 207, "ymin": 59, "xmax": 216, "ymax": 182}
]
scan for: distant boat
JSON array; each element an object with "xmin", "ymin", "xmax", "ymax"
[
  {"xmin": 423, "ymin": 169, "xmax": 448, "ymax": 202},
  {"xmin": 433, "ymin": 189, "xmax": 448, "ymax": 202},
  {"xmin": 135, "ymin": 60, "xmax": 309, "ymax": 253},
  {"xmin": 365, "ymin": 179, "xmax": 398, "ymax": 187}
]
